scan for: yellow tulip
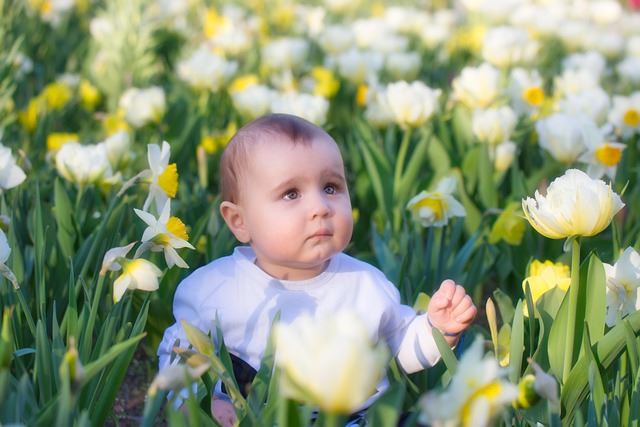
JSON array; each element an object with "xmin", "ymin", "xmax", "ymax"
[{"xmin": 522, "ymin": 260, "xmax": 571, "ymax": 316}]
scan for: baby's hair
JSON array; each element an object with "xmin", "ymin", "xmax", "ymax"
[{"xmin": 220, "ymin": 114, "xmax": 335, "ymax": 203}]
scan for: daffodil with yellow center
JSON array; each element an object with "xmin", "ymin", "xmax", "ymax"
[
  {"xmin": 103, "ymin": 109, "xmax": 130, "ymax": 136},
  {"xmin": 407, "ymin": 177, "xmax": 466, "ymax": 228},
  {"xmin": 623, "ymin": 108, "xmax": 640, "ymax": 127},
  {"xmin": 112, "ymin": 258, "xmax": 162, "ymax": 303},
  {"xmin": 522, "ymin": 260, "xmax": 571, "ymax": 316},
  {"xmin": 143, "ymin": 141, "xmax": 179, "ymax": 213},
  {"xmin": 595, "ymin": 144, "xmax": 623, "ymax": 167},
  {"xmin": 200, "ymin": 122, "xmax": 237, "ymax": 155},
  {"xmin": 157, "ymin": 163, "xmax": 178, "ymax": 198},
  {"xmin": 134, "ymin": 201, "xmax": 194, "ymax": 269},
  {"xmin": 46, "ymin": 132, "xmax": 78, "ymax": 152},
  {"xmin": 489, "ymin": 202, "xmax": 526, "ymax": 246},
  {"xmin": 460, "ymin": 381, "xmax": 504, "ymax": 426},
  {"xmin": 522, "ymin": 86, "xmax": 545, "ymax": 107}
]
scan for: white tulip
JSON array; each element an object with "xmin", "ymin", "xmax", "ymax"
[
  {"xmin": 261, "ymin": 38, "xmax": 309, "ymax": 71},
  {"xmin": 119, "ymin": 86, "xmax": 166, "ymax": 128},
  {"xmin": 452, "ymin": 63, "xmax": 501, "ymax": 109},
  {"xmin": 535, "ymin": 113, "xmax": 596, "ymax": 163},
  {"xmin": 101, "ymin": 131, "xmax": 131, "ymax": 170},
  {"xmin": 177, "ymin": 45, "xmax": 237, "ymax": 91},
  {"xmin": 275, "ymin": 311, "xmax": 389, "ymax": 414},
  {"xmin": 617, "ymin": 57, "xmax": 640, "ymax": 85},
  {"xmin": 472, "ymin": 106, "xmax": 517, "ymax": 145},
  {"xmin": 522, "ymin": 169, "xmax": 624, "ymax": 239},
  {"xmin": 55, "ymin": 142, "xmax": 112, "ymax": 186},
  {"xmin": 271, "ymin": 92, "xmax": 329, "ymax": 125},
  {"xmin": 317, "ymin": 25, "xmax": 355, "ymax": 55},
  {"xmin": 558, "ymin": 87, "xmax": 610, "ymax": 126},
  {"xmin": 482, "ymin": 26, "xmax": 539, "ymax": 68},
  {"xmin": 385, "ymin": 52, "xmax": 421, "ymax": 81},
  {"xmin": 336, "ymin": 49, "xmax": 384, "ymax": 85},
  {"xmin": 494, "ymin": 141, "xmax": 518, "ymax": 172},
  {"xmin": 364, "ymin": 87, "xmax": 395, "ymax": 129},
  {"xmin": 385, "ymin": 81, "xmax": 441, "ymax": 128},
  {"xmin": 0, "ymin": 143, "xmax": 26, "ymax": 191},
  {"xmin": 604, "ymin": 247, "xmax": 640, "ymax": 327},
  {"xmin": 589, "ymin": 0, "xmax": 622, "ymax": 26},
  {"xmin": 0, "ymin": 229, "xmax": 10, "ymax": 265},
  {"xmin": 554, "ymin": 69, "xmax": 600, "ymax": 98},
  {"xmin": 563, "ymin": 51, "xmax": 606, "ymax": 80},
  {"xmin": 231, "ymin": 85, "xmax": 275, "ymax": 120}
]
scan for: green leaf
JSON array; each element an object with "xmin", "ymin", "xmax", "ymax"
[
  {"xmin": 477, "ymin": 144, "xmax": 498, "ymax": 208},
  {"xmin": 450, "ymin": 169, "xmax": 482, "ymax": 235},
  {"xmin": 365, "ymin": 382, "xmax": 406, "ymax": 426},
  {"xmin": 624, "ymin": 320, "xmax": 639, "ymax": 383},
  {"xmin": 431, "ymin": 329, "xmax": 458, "ymax": 375},
  {"xmin": 509, "ymin": 299, "xmax": 525, "ymax": 383},
  {"xmin": 53, "ymin": 179, "xmax": 76, "ymax": 260},
  {"xmin": 547, "ymin": 287, "xmax": 570, "ymax": 381},
  {"xmin": 583, "ymin": 255, "xmax": 606, "ymax": 345},
  {"xmin": 493, "ymin": 288, "xmax": 515, "ymax": 326}
]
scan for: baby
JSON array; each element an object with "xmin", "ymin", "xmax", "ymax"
[{"xmin": 158, "ymin": 114, "xmax": 477, "ymax": 426}]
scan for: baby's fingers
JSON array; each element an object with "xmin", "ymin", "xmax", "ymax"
[{"xmin": 455, "ymin": 304, "xmax": 477, "ymax": 324}]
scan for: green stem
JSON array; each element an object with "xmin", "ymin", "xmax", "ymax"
[
  {"xmin": 319, "ymin": 412, "xmax": 344, "ymax": 427},
  {"xmin": 562, "ymin": 238, "xmax": 581, "ymax": 383},
  {"xmin": 14, "ymin": 287, "xmax": 36, "ymax": 338},
  {"xmin": 393, "ymin": 128, "xmax": 412, "ymax": 196},
  {"xmin": 81, "ymin": 274, "xmax": 106, "ymax": 359}
]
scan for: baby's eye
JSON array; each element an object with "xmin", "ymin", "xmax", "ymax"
[
  {"xmin": 324, "ymin": 184, "xmax": 338, "ymax": 195},
  {"xmin": 283, "ymin": 189, "xmax": 299, "ymax": 200}
]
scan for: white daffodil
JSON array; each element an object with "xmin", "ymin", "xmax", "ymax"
[
  {"xmin": 100, "ymin": 242, "xmax": 137, "ymax": 276},
  {"xmin": 608, "ymin": 93, "xmax": 640, "ymax": 139},
  {"xmin": 148, "ymin": 362, "xmax": 211, "ymax": 397},
  {"xmin": 419, "ymin": 336, "xmax": 518, "ymax": 427},
  {"xmin": 134, "ymin": 201, "xmax": 194, "ymax": 269},
  {"xmin": 482, "ymin": 26, "xmax": 539, "ymax": 69},
  {"xmin": 177, "ymin": 45, "xmax": 238, "ymax": 92},
  {"xmin": 407, "ymin": 177, "xmax": 466, "ymax": 228},
  {"xmin": 604, "ymin": 247, "xmax": 640, "ymax": 327},
  {"xmin": 452, "ymin": 63, "xmax": 501, "ymax": 109},
  {"xmin": 113, "ymin": 258, "xmax": 162, "ymax": 303},
  {"xmin": 0, "ymin": 143, "xmax": 26, "ymax": 191},
  {"xmin": 522, "ymin": 169, "xmax": 624, "ymax": 239},
  {"xmin": 274, "ymin": 311, "xmax": 389, "ymax": 414},
  {"xmin": 119, "ymin": 86, "xmax": 166, "ymax": 128},
  {"xmin": 271, "ymin": 92, "xmax": 329, "ymax": 125},
  {"xmin": 535, "ymin": 113, "xmax": 596, "ymax": 164},
  {"xmin": 507, "ymin": 68, "xmax": 545, "ymax": 117},
  {"xmin": 55, "ymin": 142, "xmax": 113, "ymax": 186},
  {"xmin": 577, "ymin": 128, "xmax": 625, "ymax": 180},
  {"xmin": 385, "ymin": 81, "xmax": 441, "ymax": 128},
  {"xmin": 471, "ymin": 106, "xmax": 517, "ymax": 146},
  {"xmin": 143, "ymin": 141, "xmax": 178, "ymax": 213}
]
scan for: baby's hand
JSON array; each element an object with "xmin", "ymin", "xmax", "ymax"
[
  {"xmin": 427, "ymin": 279, "xmax": 477, "ymax": 341},
  {"xmin": 211, "ymin": 397, "xmax": 237, "ymax": 427}
]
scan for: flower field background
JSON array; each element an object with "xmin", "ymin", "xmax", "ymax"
[{"xmin": 1, "ymin": 0, "xmax": 640, "ymax": 425}]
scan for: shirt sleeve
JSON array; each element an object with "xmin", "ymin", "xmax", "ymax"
[{"xmin": 395, "ymin": 313, "xmax": 442, "ymax": 373}]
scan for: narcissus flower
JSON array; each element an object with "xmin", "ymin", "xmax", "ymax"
[
  {"xmin": 608, "ymin": 92, "xmax": 640, "ymax": 138},
  {"xmin": 604, "ymin": 247, "xmax": 640, "ymax": 327},
  {"xmin": 143, "ymin": 141, "xmax": 178, "ymax": 213},
  {"xmin": 134, "ymin": 201, "xmax": 194, "ymax": 269},
  {"xmin": 274, "ymin": 311, "xmax": 389, "ymax": 414},
  {"xmin": 112, "ymin": 258, "xmax": 162, "ymax": 303},
  {"xmin": 419, "ymin": 336, "xmax": 518, "ymax": 427},
  {"xmin": 0, "ymin": 143, "xmax": 26, "ymax": 191},
  {"xmin": 522, "ymin": 260, "xmax": 571, "ymax": 317},
  {"xmin": 522, "ymin": 169, "xmax": 624, "ymax": 239},
  {"xmin": 578, "ymin": 131, "xmax": 625, "ymax": 180},
  {"xmin": 407, "ymin": 177, "xmax": 466, "ymax": 228},
  {"xmin": 148, "ymin": 362, "xmax": 211, "ymax": 397}
]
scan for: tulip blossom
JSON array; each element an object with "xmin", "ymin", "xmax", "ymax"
[
  {"xmin": 522, "ymin": 169, "xmax": 624, "ymax": 239},
  {"xmin": 604, "ymin": 247, "xmax": 640, "ymax": 327},
  {"xmin": 471, "ymin": 106, "xmax": 517, "ymax": 146},
  {"xmin": 406, "ymin": 177, "xmax": 466, "ymax": 228},
  {"xmin": 119, "ymin": 86, "xmax": 166, "ymax": 128},
  {"xmin": 521, "ymin": 260, "xmax": 571, "ymax": 316},
  {"xmin": 134, "ymin": 201, "xmax": 194, "ymax": 269},
  {"xmin": 274, "ymin": 311, "xmax": 389, "ymax": 414},
  {"xmin": 535, "ymin": 113, "xmax": 596, "ymax": 164},
  {"xmin": 452, "ymin": 63, "xmax": 501, "ymax": 109},
  {"xmin": 55, "ymin": 142, "xmax": 112, "ymax": 186},
  {"xmin": 177, "ymin": 45, "xmax": 237, "ymax": 92},
  {"xmin": 419, "ymin": 336, "xmax": 518, "ymax": 427},
  {"xmin": 0, "ymin": 143, "xmax": 26, "ymax": 191},
  {"xmin": 385, "ymin": 81, "xmax": 441, "ymax": 128}
]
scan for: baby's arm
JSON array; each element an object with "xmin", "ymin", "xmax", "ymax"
[{"xmin": 427, "ymin": 279, "xmax": 477, "ymax": 346}]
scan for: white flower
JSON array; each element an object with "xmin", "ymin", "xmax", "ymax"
[
  {"xmin": 472, "ymin": 106, "xmax": 517, "ymax": 146},
  {"xmin": 100, "ymin": 242, "xmax": 137, "ymax": 276},
  {"xmin": 585, "ymin": 29, "xmax": 625, "ymax": 59},
  {"xmin": 558, "ymin": 87, "xmax": 610, "ymax": 126},
  {"xmin": 384, "ymin": 52, "xmax": 421, "ymax": 81},
  {"xmin": 617, "ymin": 57, "xmax": 640, "ymax": 84},
  {"xmin": 274, "ymin": 311, "xmax": 389, "ymax": 414},
  {"xmin": 100, "ymin": 131, "xmax": 131, "ymax": 170},
  {"xmin": 604, "ymin": 247, "xmax": 640, "ymax": 327},
  {"xmin": 261, "ymin": 38, "xmax": 309, "ymax": 71},
  {"xmin": 452, "ymin": 63, "xmax": 501, "ymax": 109},
  {"xmin": 419, "ymin": 336, "xmax": 518, "ymax": 427},
  {"xmin": 231, "ymin": 84, "xmax": 274, "ymax": 120},
  {"xmin": 522, "ymin": 169, "xmax": 624, "ymax": 239},
  {"xmin": 507, "ymin": 68, "xmax": 545, "ymax": 116},
  {"xmin": 143, "ymin": 141, "xmax": 178, "ymax": 213},
  {"xmin": 113, "ymin": 258, "xmax": 162, "ymax": 303},
  {"xmin": 317, "ymin": 25, "xmax": 355, "ymax": 55},
  {"xmin": 177, "ymin": 45, "xmax": 237, "ymax": 91},
  {"xmin": 589, "ymin": 0, "xmax": 623, "ymax": 26},
  {"xmin": 494, "ymin": 141, "xmax": 518, "ymax": 172},
  {"xmin": 385, "ymin": 81, "xmax": 441, "ymax": 128},
  {"xmin": 418, "ymin": 10, "xmax": 457, "ymax": 49},
  {"xmin": 608, "ymin": 92, "xmax": 640, "ymax": 138},
  {"xmin": 554, "ymin": 69, "xmax": 600, "ymax": 99},
  {"xmin": 271, "ymin": 92, "xmax": 329, "ymax": 125},
  {"xmin": 148, "ymin": 362, "xmax": 211, "ymax": 396},
  {"xmin": 364, "ymin": 86, "xmax": 395, "ymax": 128},
  {"xmin": 460, "ymin": 0, "xmax": 523, "ymax": 23},
  {"xmin": 626, "ymin": 35, "xmax": 640, "ymax": 58},
  {"xmin": 0, "ymin": 143, "xmax": 26, "ymax": 191},
  {"xmin": 0, "ymin": 229, "xmax": 9, "ymax": 265},
  {"xmin": 324, "ymin": 0, "xmax": 360, "ymax": 14},
  {"xmin": 336, "ymin": 49, "xmax": 384, "ymax": 85},
  {"xmin": 482, "ymin": 26, "xmax": 539, "ymax": 68},
  {"xmin": 55, "ymin": 142, "xmax": 112, "ymax": 186},
  {"xmin": 134, "ymin": 201, "xmax": 194, "ymax": 269},
  {"xmin": 406, "ymin": 177, "xmax": 466, "ymax": 228},
  {"xmin": 562, "ymin": 51, "xmax": 607, "ymax": 81},
  {"xmin": 535, "ymin": 113, "xmax": 596, "ymax": 164},
  {"xmin": 578, "ymin": 129, "xmax": 625, "ymax": 180},
  {"xmin": 210, "ymin": 25, "xmax": 252, "ymax": 57},
  {"xmin": 119, "ymin": 86, "xmax": 166, "ymax": 128}
]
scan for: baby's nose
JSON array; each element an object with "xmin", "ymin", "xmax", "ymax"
[{"xmin": 309, "ymin": 192, "xmax": 332, "ymax": 217}]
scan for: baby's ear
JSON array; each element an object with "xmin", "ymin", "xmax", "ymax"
[{"xmin": 220, "ymin": 201, "xmax": 251, "ymax": 243}]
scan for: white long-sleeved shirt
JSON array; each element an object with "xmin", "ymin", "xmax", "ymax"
[{"xmin": 158, "ymin": 247, "xmax": 442, "ymax": 400}]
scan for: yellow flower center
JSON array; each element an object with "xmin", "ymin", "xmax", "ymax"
[
  {"xmin": 522, "ymin": 86, "xmax": 545, "ymax": 107},
  {"xmin": 595, "ymin": 144, "xmax": 623, "ymax": 167},
  {"xmin": 122, "ymin": 258, "xmax": 146, "ymax": 274},
  {"xmin": 623, "ymin": 108, "xmax": 640, "ymax": 127},
  {"xmin": 460, "ymin": 381, "xmax": 503, "ymax": 427},
  {"xmin": 47, "ymin": 132, "xmax": 79, "ymax": 152},
  {"xmin": 414, "ymin": 195, "xmax": 447, "ymax": 220},
  {"xmin": 158, "ymin": 163, "xmax": 178, "ymax": 198},
  {"xmin": 167, "ymin": 216, "xmax": 189, "ymax": 241}
]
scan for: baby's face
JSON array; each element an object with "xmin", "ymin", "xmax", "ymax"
[{"xmin": 237, "ymin": 134, "xmax": 353, "ymax": 280}]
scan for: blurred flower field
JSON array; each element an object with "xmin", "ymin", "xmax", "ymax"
[{"xmin": 1, "ymin": 0, "xmax": 640, "ymax": 425}]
